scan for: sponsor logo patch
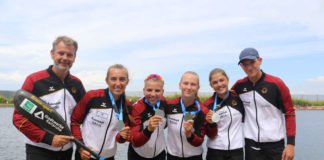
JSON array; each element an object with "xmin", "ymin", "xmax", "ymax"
[
  {"xmin": 34, "ymin": 111, "xmax": 44, "ymax": 120},
  {"xmin": 20, "ymin": 99, "xmax": 37, "ymax": 114}
]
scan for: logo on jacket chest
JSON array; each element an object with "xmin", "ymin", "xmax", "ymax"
[
  {"xmin": 71, "ymin": 87, "xmax": 77, "ymax": 94},
  {"xmin": 100, "ymin": 102, "xmax": 107, "ymax": 108},
  {"xmin": 168, "ymin": 117, "xmax": 179, "ymax": 125},
  {"xmin": 261, "ymin": 87, "xmax": 268, "ymax": 94},
  {"xmin": 49, "ymin": 86, "xmax": 55, "ymax": 92},
  {"xmin": 231, "ymin": 100, "xmax": 238, "ymax": 107},
  {"xmin": 218, "ymin": 110, "xmax": 229, "ymax": 120},
  {"xmin": 47, "ymin": 101, "xmax": 61, "ymax": 110}
]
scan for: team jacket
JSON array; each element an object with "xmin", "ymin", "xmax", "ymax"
[
  {"xmin": 203, "ymin": 91, "xmax": 245, "ymax": 150},
  {"xmin": 71, "ymin": 88, "xmax": 132, "ymax": 158},
  {"xmin": 165, "ymin": 97, "xmax": 217, "ymax": 158},
  {"xmin": 12, "ymin": 65, "xmax": 85, "ymax": 151},
  {"xmin": 232, "ymin": 71, "xmax": 296, "ymax": 145},
  {"xmin": 129, "ymin": 97, "xmax": 167, "ymax": 158}
]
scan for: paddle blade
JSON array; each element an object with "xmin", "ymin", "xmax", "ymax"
[{"xmin": 13, "ymin": 89, "xmax": 71, "ymax": 135}]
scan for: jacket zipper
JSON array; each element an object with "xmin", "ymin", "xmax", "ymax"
[
  {"xmin": 180, "ymin": 116, "xmax": 184, "ymax": 158},
  {"xmin": 98, "ymin": 108, "xmax": 114, "ymax": 155},
  {"xmin": 61, "ymin": 85, "xmax": 67, "ymax": 151},
  {"xmin": 153, "ymin": 126, "xmax": 159, "ymax": 157},
  {"xmin": 253, "ymin": 89, "xmax": 260, "ymax": 144},
  {"xmin": 227, "ymin": 106, "xmax": 232, "ymax": 151}
]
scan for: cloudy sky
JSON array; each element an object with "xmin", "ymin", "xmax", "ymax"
[{"xmin": 1, "ymin": 0, "xmax": 323, "ymax": 95}]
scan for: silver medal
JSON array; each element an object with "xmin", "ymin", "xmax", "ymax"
[
  {"xmin": 212, "ymin": 112, "xmax": 220, "ymax": 123},
  {"xmin": 155, "ymin": 109, "xmax": 165, "ymax": 117},
  {"xmin": 184, "ymin": 113, "xmax": 195, "ymax": 121},
  {"xmin": 117, "ymin": 120, "xmax": 125, "ymax": 131}
]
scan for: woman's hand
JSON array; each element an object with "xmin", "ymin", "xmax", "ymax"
[
  {"xmin": 119, "ymin": 126, "xmax": 130, "ymax": 140},
  {"xmin": 147, "ymin": 115, "xmax": 162, "ymax": 132},
  {"xmin": 183, "ymin": 119, "xmax": 194, "ymax": 138}
]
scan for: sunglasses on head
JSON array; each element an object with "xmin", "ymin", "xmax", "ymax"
[{"xmin": 145, "ymin": 74, "xmax": 163, "ymax": 81}]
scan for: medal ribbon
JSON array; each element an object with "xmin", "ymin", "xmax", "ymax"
[
  {"xmin": 180, "ymin": 97, "xmax": 201, "ymax": 116},
  {"xmin": 212, "ymin": 91, "xmax": 229, "ymax": 111},
  {"xmin": 108, "ymin": 90, "xmax": 123, "ymax": 121}
]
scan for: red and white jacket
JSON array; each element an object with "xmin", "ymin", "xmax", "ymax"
[
  {"xmin": 71, "ymin": 88, "xmax": 132, "ymax": 158},
  {"xmin": 13, "ymin": 65, "xmax": 85, "ymax": 151},
  {"xmin": 232, "ymin": 71, "xmax": 296, "ymax": 145},
  {"xmin": 203, "ymin": 91, "xmax": 245, "ymax": 150},
  {"xmin": 129, "ymin": 97, "xmax": 167, "ymax": 158},
  {"xmin": 165, "ymin": 97, "xmax": 217, "ymax": 158}
]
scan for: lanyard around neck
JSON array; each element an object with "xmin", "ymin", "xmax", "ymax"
[
  {"xmin": 108, "ymin": 90, "xmax": 123, "ymax": 121},
  {"xmin": 180, "ymin": 97, "xmax": 201, "ymax": 116},
  {"xmin": 144, "ymin": 98, "xmax": 160, "ymax": 111},
  {"xmin": 212, "ymin": 91, "xmax": 229, "ymax": 111}
]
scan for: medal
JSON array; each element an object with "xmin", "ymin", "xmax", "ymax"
[
  {"xmin": 155, "ymin": 108, "xmax": 165, "ymax": 117},
  {"xmin": 117, "ymin": 120, "xmax": 125, "ymax": 131},
  {"xmin": 145, "ymin": 98, "xmax": 164, "ymax": 117},
  {"xmin": 212, "ymin": 112, "xmax": 220, "ymax": 123},
  {"xmin": 180, "ymin": 98, "xmax": 200, "ymax": 121},
  {"xmin": 183, "ymin": 112, "xmax": 196, "ymax": 121}
]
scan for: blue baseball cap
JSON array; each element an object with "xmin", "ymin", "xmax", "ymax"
[{"xmin": 238, "ymin": 48, "xmax": 259, "ymax": 64}]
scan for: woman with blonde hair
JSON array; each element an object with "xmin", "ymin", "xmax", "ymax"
[{"xmin": 165, "ymin": 71, "xmax": 217, "ymax": 160}]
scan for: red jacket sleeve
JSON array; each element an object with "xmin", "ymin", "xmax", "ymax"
[
  {"xmin": 129, "ymin": 100, "xmax": 152, "ymax": 147},
  {"xmin": 277, "ymin": 80, "xmax": 296, "ymax": 145},
  {"xmin": 187, "ymin": 103, "xmax": 210, "ymax": 147},
  {"xmin": 203, "ymin": 98, "xmax": 218, "ymax": 138},
  {"xmin": 12, "ymin": 76, "xmax": 52, "ymax": 145}
]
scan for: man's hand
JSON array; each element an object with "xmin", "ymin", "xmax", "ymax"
[
  {"xmin": 51, "ymin": 135, "xmax": 74, "ymax": 147},
  {"xmin": 282, "ymin": 144, "xmax": 294, "ymax": 160}
]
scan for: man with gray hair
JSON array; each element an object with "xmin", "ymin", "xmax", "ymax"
[{"xmin": 13, "ymin": 36, "xmax": 86, "ymax": 160}]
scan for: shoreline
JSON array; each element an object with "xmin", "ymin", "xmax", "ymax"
[
  {"xmin": 1, "ymin": 104, "xmax": 324, "ymax": 110},
  {"xmin": 294, "ymin": 106, "xmax": 324, "ymax": 110}
]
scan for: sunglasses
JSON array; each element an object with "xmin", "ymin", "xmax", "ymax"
[{"xmin": 145, "ymin": 74, "xmax": 163, "ymax": 81}]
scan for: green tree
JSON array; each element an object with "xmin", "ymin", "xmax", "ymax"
[{"xmin": 0, "ymin": 96, "xmax": 8, "ymax": 103}]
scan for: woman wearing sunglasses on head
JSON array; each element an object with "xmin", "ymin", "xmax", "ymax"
[
  {"xmin": 129, "ymin": 74, "xmax": 167, "ymax": 160},
  {"xmin": 204, "ymin": 68, "xmax": 245, "ymax": 160},
  {"xmin": 71, "ymin": 64, "xmax": 132, "ymax": 160},
  {"xmin": 165, "ymin": 71, "xmax": 217, "ymax": 160}
]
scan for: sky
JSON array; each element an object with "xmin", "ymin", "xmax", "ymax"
[{"xmin": 0, "ymin": 0, "xmax": 324, "ymax": 95}]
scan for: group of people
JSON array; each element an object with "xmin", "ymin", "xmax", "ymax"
[{"xmin": 13, "ymin": 36, "xmax": 296, "ymax": 160}]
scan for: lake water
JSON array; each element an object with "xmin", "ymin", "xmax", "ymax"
[{"xmin": 1, "ymin": 107, "xmax": 323, "ymax": 160}]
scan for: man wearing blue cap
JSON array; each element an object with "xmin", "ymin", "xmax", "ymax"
[{"xmin": 232, "ymin": 48, "xmax": 296, "ymax": 160}]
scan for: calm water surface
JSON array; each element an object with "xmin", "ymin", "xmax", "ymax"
[{"xmin": 1, "ymin": 107, "xmax": 323, "ymax": 160}]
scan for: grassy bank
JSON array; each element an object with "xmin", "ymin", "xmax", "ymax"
[
  {"xmin": 293, "ymin": 99, "xmax": 324, "ymax": 107},
  {"xmin": 129, "ymin": 95, "xmax": 324, "ymax": 107},
  {"xmin": 3, "ymin": 97, "xmax": 324, "ymax": 108},
  {"xmin": 0, "ymin": 103, "xmax": 13, "ymax": 107}
]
